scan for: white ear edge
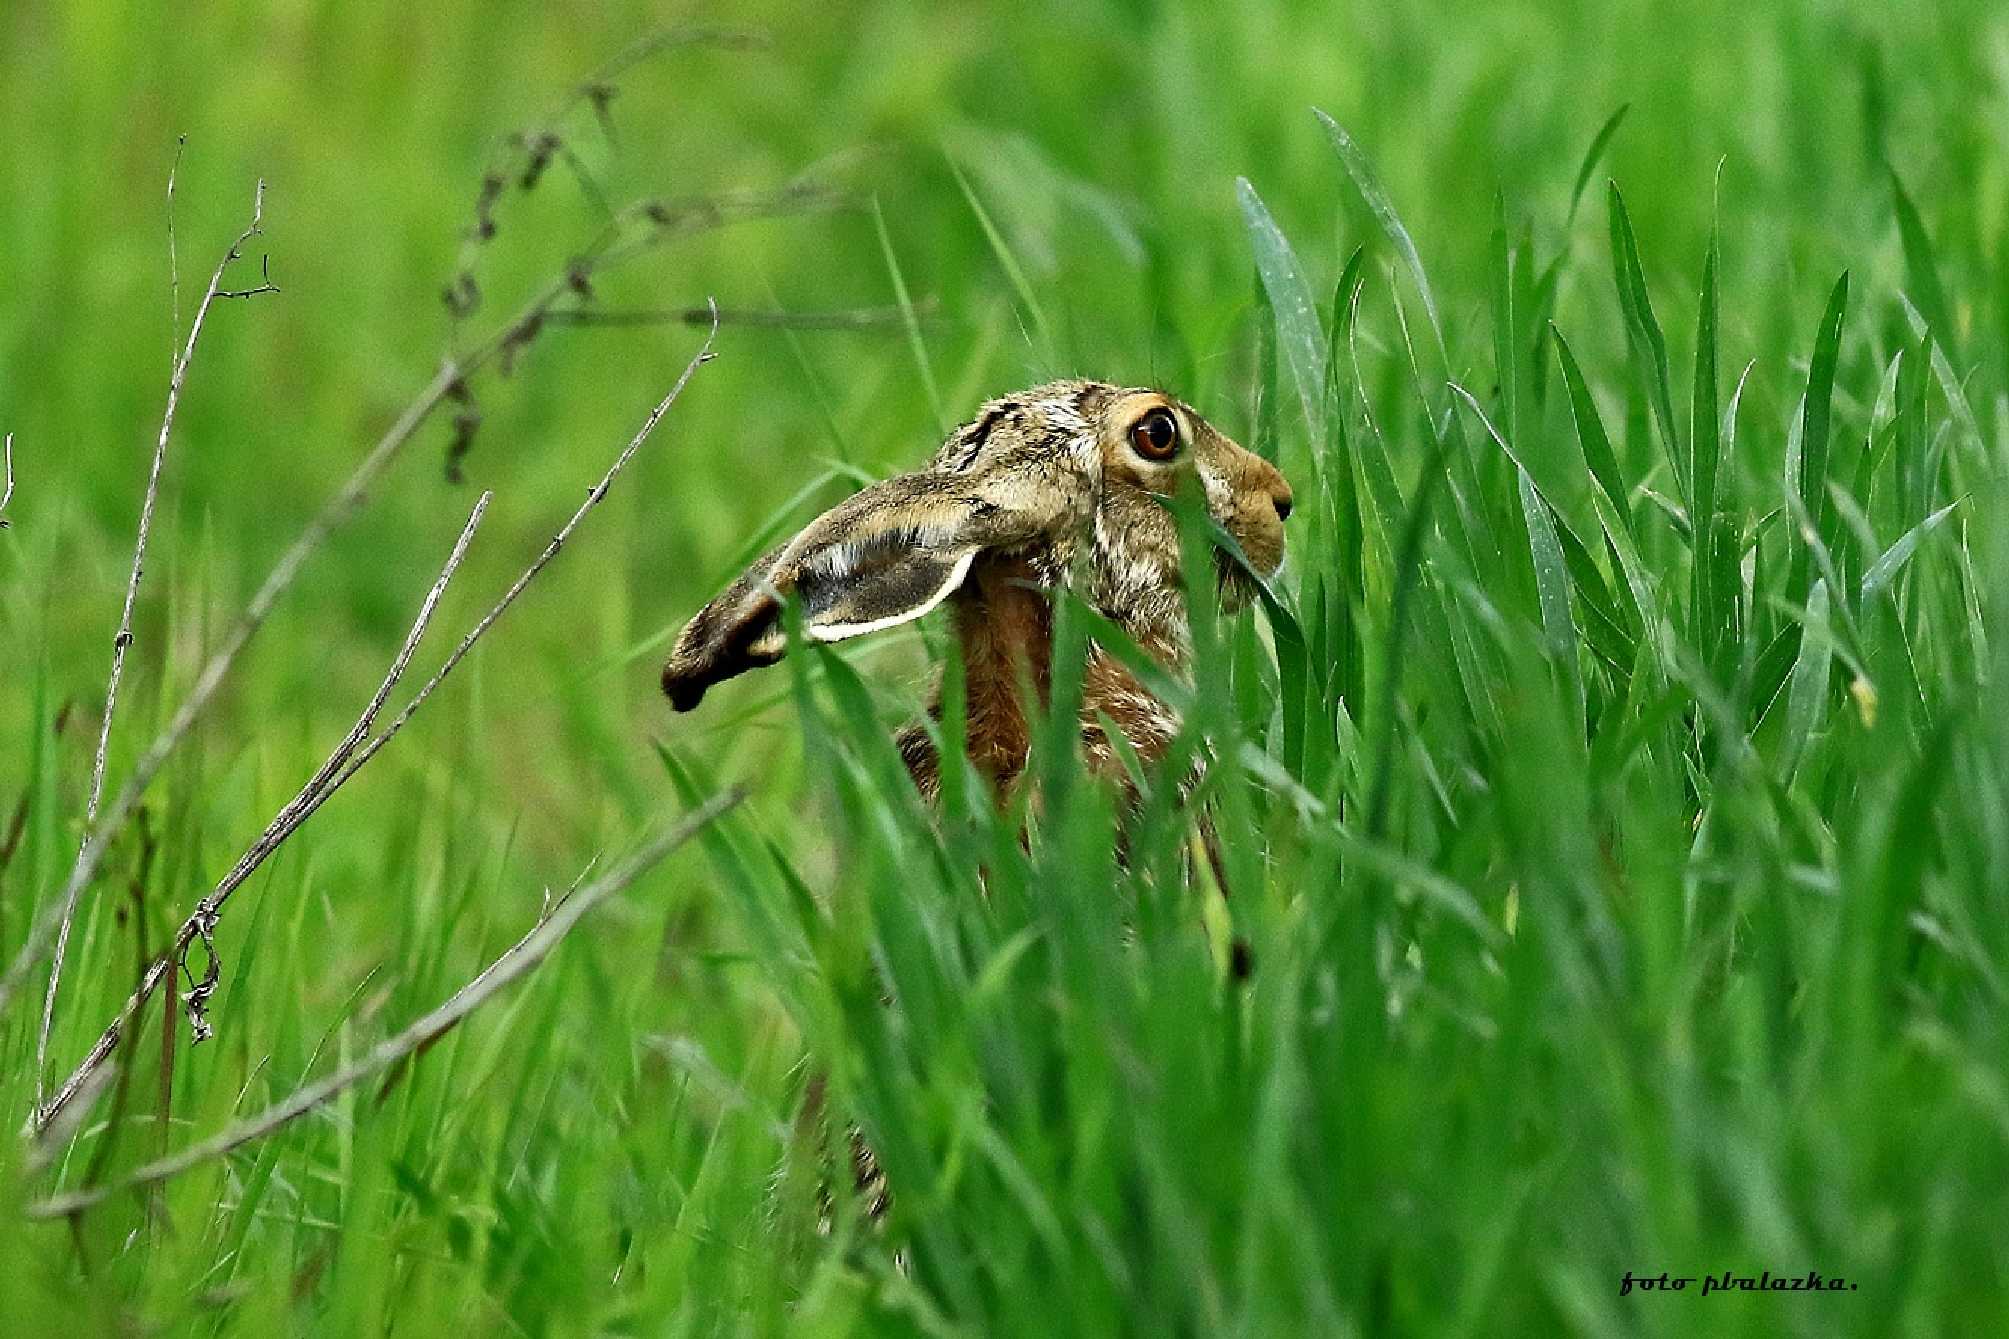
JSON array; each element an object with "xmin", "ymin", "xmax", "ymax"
[{"xmin": 808, "ymin": 548, "xmax": 977, "ymax": 643}]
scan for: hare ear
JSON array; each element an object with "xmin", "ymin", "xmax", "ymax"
[
  {"xmin": 663, "ymin": 472, "xmax": 1020, "ymax": 711},
  {"xmin": 659, "ymin": 542, "xmax": 794, "ymax": 712}
]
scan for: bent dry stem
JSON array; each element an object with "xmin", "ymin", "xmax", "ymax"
[
  {"xmin": 31, "ymin": 315, "xmax": 719, "ymax": 1136},
  {"xmin": 34, "ymin": 180, "xmax": 274, "ymax": 1106},
  {"xmin": 28, "ymin": 788, "xmax": 746, "ymax": 1219},
  {"xmin": 1, "ymin": 155, "xmax": 818, "ymax": 1043}
]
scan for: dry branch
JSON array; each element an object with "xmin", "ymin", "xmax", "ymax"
[
  {"xmin": 12, "ymin": 33, "xmax": 798, "ymax": 1150},
  {"xmin": 166, "ymin": 137, "xmax": 185, "ymax": 370},
  {"xmin": 448, "ymin": 23, "xmax": 766, "ymax": 271},
  {"xmin": 0, "ymin": 434, "xmax": 14, "ymax": 528},
  {"xmin": 23, "ymin": 1062, "xmax": 113, "ymax": 1180},
  {"xmin": 320, "ymin": 306, "xmax": 722, "ymax": 791},
  {"xmin": 182, "ymin": 490, "xmax": 492, "ymax": 1043},
  {"xmin": 36, "ymin": 180, "xmax": 275, "ymax": 1104},
  {"xmin": 0, "ymin": 366, "xmax": 452, "ymax": 1029},
  {"xmin": 0, "ymin": 159, "xmax": 780, "ymax": 1045},
  {"xmin": 22, "ymin": 487, "xmax": 491, "ymax": 1126},
  {"xmin": 544, "ymin": 300, "xmax": 928, "ymax": 331},
  {"xmin": 28, "ymin": 314, "xmax": 718, "ymax": 1135},
  {"xmin": 25, "ymin": 786, "xmax": 746, "ymax": 1220}
]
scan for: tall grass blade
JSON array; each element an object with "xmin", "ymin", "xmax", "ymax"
[
  {"xmin": 1889, "ymin": 166, "xmax": 1955, "ymax": 350},
  {"xmin": 1314, "ymin": 108, "xmax": 1444, "ymax": 352},
  {"xmin": 1690, "ymin": 234, "xmax": 1732, "ymax": 681},
  {"xmin": 1861, "ymin": 499, "xmax": 1961, "ymax": 608},
  {"xmin": 950, "ymin": 157, "xmax": 1057, "ymax": 362},
  {"xmin": 1517, "ymin": 467, "xmax": 1584, "ymax": 722},
  {"xmin": 1567, "ymin": 105, "xmax": 1631, "ymax": 228},
  {"xmin": 1551, "ymin": 325, "xmax": 1633, "ymax": 538},
  {"xmin": 1791, "ymin": 273, "xmax": 1851, "ymax": 598},
  {"xmin": 872, "ymin": 198, "xmax": 947, "ymax": 433},
  {"xmin": 1607, "ymin": 183, "xmax": 1687, "ymax": 509},
  {"xmin": 1238, "ymin": 177, "xmax": 1328, "ymax": 443}
]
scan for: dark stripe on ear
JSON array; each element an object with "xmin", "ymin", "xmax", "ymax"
[{"xmin": 941, "ymin": 401, "xmax": 1017, "ymax": 473}]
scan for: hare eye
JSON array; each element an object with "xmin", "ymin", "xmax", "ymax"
[{"xmin": 1130, "ymin": 407, "xmax": 1180, "ymax": 461}]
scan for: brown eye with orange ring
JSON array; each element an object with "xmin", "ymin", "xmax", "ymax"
[{"xmin": 1129, "ymin": 406, "xmax": 1180, "ymax": 461}]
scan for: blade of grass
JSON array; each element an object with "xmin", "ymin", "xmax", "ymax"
[
  {"xmin": 1607, "ymin": 183, "xmax": 1687, "ymax": 511},
  {"xmin": 1551, "ymin": 325, "xmax": 1634, "ymax": 539},
  {"xmin": 1517, "ymin": 468, "xmax": 1584, "ymax": 723},
  {"xmin": 1861, "ymin": 499, "xmax": 1962, "ymax": 608},
  {"xmin": 1365, "ymin": 433, "xmax": 1452, "ymax": 840},
  {"xmin": 1449, "ymin": 382, "xmax": 1629, "ymax": 679},
  {"xmin": 1314, "ymin": 108, "xmax": 1444, "ymax": 354},
  {"xmin": 1791, "ymin": 273, "xmax": 1850, "ymax": 598},
  {"xmin": 871, "ymin": 198, "xmax": 946, "ymax": 434},
  {"xmin": 949, "ymin": 157, "xmax": 1055, "ymax": 361},
  {"xmin": 1690, "ymin": 233, "xmax": 1731, "ymax": 681},
  {"xmin": 1889, "ymin": 166, "xmax": 1954, "ymax": 350},
  {"xmin": 1567, "ymin": 105, "xmax": 1631, "ymax": 229},
  {"xmin": 1898, "ymin": 295, "xmax": 1984, "ymax": 453},
  {"xmin": 1238, "ymin": 177, "xmax": 1327, "ymax": 443}
]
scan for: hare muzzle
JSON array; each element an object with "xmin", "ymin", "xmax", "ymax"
[{"xmin": 1212, "ymin": 437, "xmax": 1292, "ymax": 580}]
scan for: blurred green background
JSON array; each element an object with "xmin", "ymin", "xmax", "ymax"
[
  {"xmin": 5, "ymin": 0, "xmax": 2009, "ymax": 1333},
  {"xmin": 9, "ymin": 1, "xmax": 2002, "ymax": 862}
]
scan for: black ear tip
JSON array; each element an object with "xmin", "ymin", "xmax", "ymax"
[{"xmin": 662, "ymin": 662, "xmax": 708, "ymax": 712}]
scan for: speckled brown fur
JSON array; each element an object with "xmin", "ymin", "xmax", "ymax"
[
  {"xmin": 684, "ymin": 381, "xmax": 1292, "ymax": 1227},
  {"xmin": 663, "ymin": 379, "xmax": 1292, "ymax": 806}
]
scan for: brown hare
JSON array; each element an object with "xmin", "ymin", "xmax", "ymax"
[
  {"xmin": 666, "ymin": 380, "xmax": 1289, "ymax": 1227},
  {"xmin": 662, "ymin": 379, "xmax": 1292, "ymax": 799}
]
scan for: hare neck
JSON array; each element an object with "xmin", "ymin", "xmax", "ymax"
[
  {"xmin": 939, "ymin": 554, "xmax": 1188, "ymax": 797},
  {"xmin": 948, "ymin": 555, "xmax": 1053, "ymax": 791}
]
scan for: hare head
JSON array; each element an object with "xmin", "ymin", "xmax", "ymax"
[{"xmin": 663, "ymin": 379, "xmax": 1291, "ymax": 791}]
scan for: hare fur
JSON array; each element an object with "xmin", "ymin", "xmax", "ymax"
[{"xmin": 663, "ymin": 379, "xmax": 1292, "ymax": 799}]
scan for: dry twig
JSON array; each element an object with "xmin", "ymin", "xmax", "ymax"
[
  {"xmin": 23, "ymin": 488, "xmax": 492, "ymax": 1126},
  {"xmin": 167, "ymin": 136, "xmax": 186, "ymax": 369},
  {"xmin": 0, "ymin": 434, "xmax": 15, "ymax": 529},
  {"xmin": 28, "ymin": 314, "xmax": 718, "ymax": 1134},
  {"xmin": 448, "ymin": 23, "xmax": 765, "ymax": 271},
  {"xmin": 36, "ymin": 181, "xmax": 276, "ymax": 1104},
  {"xmin": 0, "ymin": 157, "xmax": 771, "ymax": 1045},
  {"xmin": 544, "ymin": 300, "xmax": 928, "ymax": 331},
  {"xmin": 13, "ymin": 35, "xmax": 779, "ymax": 1143},
  {"xmin": 323, "ymin": 305, "xmax": 721, "ymax": 792},
  {"xmin": 180, "ymin": 490, "xmax": 493, "ymax": 1044},
  {"xmin": 25, "ymin": 787, "xmax": 745, "ymax": 1220},
  {"xmin": 23, "ymin": 1063, "xmax": 114, "ymax": 1180}
]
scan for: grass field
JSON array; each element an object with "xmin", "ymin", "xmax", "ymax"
[{"xmin": 4, "ymin": 1, "xmax": 2008, "ymax": 1334}]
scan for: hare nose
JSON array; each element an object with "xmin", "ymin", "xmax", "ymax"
[{"xmin": 1272, "ymin": 484, "xmax": 1294, "ymax": 522}]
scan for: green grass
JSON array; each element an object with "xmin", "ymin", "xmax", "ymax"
[{"xmin": 4, "ymin": 0, "xmax": 2009, "ymax": 1333}]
